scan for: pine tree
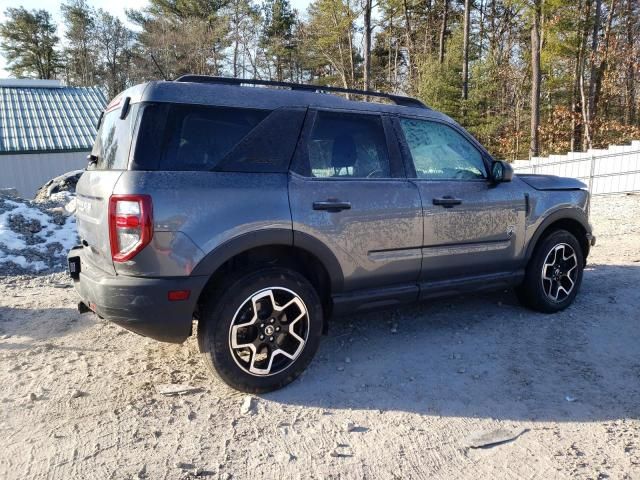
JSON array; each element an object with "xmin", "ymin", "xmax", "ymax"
[
  {"xmin": 0, "ymin": 7, "xmax": 61, "ymax": 79},
  {"xmin": 261, "ymin": 0, "xmax": 296, "ymax": 81},
  {"xmin": 61, "ymin": 0, "xmax": 98, "ymax": 86}
]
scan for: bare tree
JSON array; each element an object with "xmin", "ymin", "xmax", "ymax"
[
  {"xmin": 583, "ymin": 0, "xmax": 602, "ymax": 149},
  {"xmin": 363, "ymin": 0, "xmax": 372, "ymax": 90},
  {"xmin": 530, "ymin": 0, "xmax": 542, "ymax": 157},
  {"xmin": 623, "ymin": 0, "xmax": 636, "ymax": 124},
  {"xmin": 438, "ymin": 0, "xmax": 449, "ymax": 64},
  {"xmin": 462, "ymin": 0, "xmax": 471, "ymax": 101}
]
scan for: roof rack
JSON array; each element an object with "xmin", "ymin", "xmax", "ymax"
[{"xmin": 174, "ymin": 75, "xmax": 429, "ymax": 109}]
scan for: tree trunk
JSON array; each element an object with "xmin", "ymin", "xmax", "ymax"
[
  {"xmin": 438, "ymin": 0, "xmax": 449, "ymax": 64},
  {"xmin": 232, "ymin": 0, "xmax": 238, "ymax": 77},
  {"xmin": 363, "ymin": 0, "xmax": 372, "ymax": 90},
  {"xmin": 585, "ymin": 0, "xmax": 602, "ymax": 149},
  {"xmin": 530, "ymin": 0, "xmax": 542, "ymax": 158},
  {"xmin": 402, "ymin": 0, "xmax": 414, "ymax": 83},
  {"xmin": 462, "ymin": 0, "xmax": 470, "ymax": 101},
  {"xmin": 388, "ymin": 14, "xmax": 393, "ymax": 85},
  {"xmin": 571, "ymin": 33, "xmax": 584, "ymax": 152},
  {"xmin": 478, "ymin": 0, "xmax": 485, "ymax": 60},
  {"xmin": 624, "ymin": 0, "xmax": 636, "ymax": 124},
  {"xmin": 572, "ymin": 0, "xmax": 589, "ymax": 151},
  {"xmin": 347, "ymin": 25, "xmax": 355, "ymax": 87},
  {"xmin": 593, "ymin": 0, "xmax": 615, "ymax": 122}
]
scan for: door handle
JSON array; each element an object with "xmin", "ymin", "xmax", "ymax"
[
  {"xmin": 313, "ymin": 200, "xmax": 352, "ymax": 212},
  {"xmin": 432, "ymin": 196, "xmax": 462, "ymax": 208}
]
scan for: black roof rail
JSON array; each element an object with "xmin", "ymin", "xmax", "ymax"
[{"xmin": 174, "ymin": 75, "xmax": 429, "ymax": 110}]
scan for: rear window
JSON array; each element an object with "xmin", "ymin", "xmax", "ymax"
[
  {"xmin": 91, "ymin": 103, "xmax": 138, "ymax": 170},
  {"xmin": 131, "ymin": 103, "xmax": 306, "ymax": 173}
]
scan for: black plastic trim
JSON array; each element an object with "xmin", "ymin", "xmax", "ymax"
[
  {"xmin": 419, "ymin": 270, "xmax": 524, "ymax": 300},
  {"xmin": 191, "ymin": 229, "xmax": 293, "ymax": 276},
  {"xmin": 190, "ymin": 228, "xmax": 345, "ymax": 293},
  {"xmin": 332, "ymin": 284, "xmax": 419, "ymax": 315},
  {"xmin": 175, "ymin": 75, "xmax": 429, "ymax": 109},
  {"xmin": 331, "ymin": 270, "xmax": 525, "ymax": 315},
  {"xmin": 524, "ymin": 209, "xmax": 591, "ymax": 261},
  {"xmin": 292, "ymin": 230, "xmax": 345, "ymax": 292}
]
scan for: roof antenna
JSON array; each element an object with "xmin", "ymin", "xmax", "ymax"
[{"xmin": 150, "ymin": 53, "xmax": 168, "ymax": 81}]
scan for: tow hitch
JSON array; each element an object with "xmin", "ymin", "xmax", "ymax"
[{"xmin": 77, "ymin": 301, "xmax": 92, "ymax": 314}]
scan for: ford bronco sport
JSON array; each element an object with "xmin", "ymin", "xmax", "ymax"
[{"xmin": 69, "ymin": 76, "xmax": 595, "ymax": 392}]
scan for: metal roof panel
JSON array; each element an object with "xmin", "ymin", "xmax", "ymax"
[{"xmin": 0, "ymin": 85, "xmax": 106, "ymax": 153}]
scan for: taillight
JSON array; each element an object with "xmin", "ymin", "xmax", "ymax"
[{"xmin": 109, "ymin": 194, "xmax": 153, "ymax": 262}]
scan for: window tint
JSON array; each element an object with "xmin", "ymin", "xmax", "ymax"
[
  {"xmin": 91, "ymin": 104, "xmax": 138, "ymax": 170},
  {"xmin": 132, "ymin": 104, "xmax": 304, "ymax": 173},
  {"xmin": 399, "ymin": 118, "xmax": 486, "ymax": 180},
  {"xmin": 159, "ymin": 105, "xmax": 269, "ymax": 171},
  {"xmin": 305, "ymin": 111, "xmax": 390, "ymax": 179}
]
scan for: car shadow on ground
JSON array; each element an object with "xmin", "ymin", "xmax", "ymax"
[
  {"xmin": 265, "ymin": 263, "xmax": 640, "ymax": 422},
  {"xmin": 0, "ymin": 306, "xmax": 94, "ymax": 344}
]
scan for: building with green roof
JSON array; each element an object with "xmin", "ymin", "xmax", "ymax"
[{"xmin": 0, "ymin": 79, "xmax": 107, "ymax": 197}]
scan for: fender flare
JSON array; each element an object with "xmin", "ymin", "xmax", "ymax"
[
  {"xmin": 524, "ymin": 208, "xmax": 591, "ymax": 261},
  {"xmin": 191, "ymin": 228, "xmax": 344, "ymax": 292},
  {"xmin": 294, "ymin": 230, "xmax": 344, "ymax": 292}
]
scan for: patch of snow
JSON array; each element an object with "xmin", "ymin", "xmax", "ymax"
[{"xmin": 0, "ymin": 195, "xmax": 79, "ymax": 274}]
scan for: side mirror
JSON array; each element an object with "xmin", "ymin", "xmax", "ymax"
[{"xmin": 491, "ymin": 160, "xmax": 513, "ymax": 184}]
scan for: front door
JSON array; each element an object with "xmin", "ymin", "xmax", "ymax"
[
  {"xmin": 394, "ymin": 116, "xmax": 527, "ymax": 287},
  {"xmin": 289, "ymin": 109, "xmax": 423, "ymax": 293}
]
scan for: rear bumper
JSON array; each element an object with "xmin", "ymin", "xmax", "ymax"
[{"xmin": 68, "ymin": 246, "xmax": 208, "ymax": 343}]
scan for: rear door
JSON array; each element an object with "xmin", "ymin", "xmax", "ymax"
[
  {"xmin": 393, "ymin": 116, "xmax": 526, "ymax": 286},
  {"xmin": 75, "ymin": 98, "xmax": 138, "ymax": 274},
  {"xmin": 289, "ymin": 109, "xmax": 423, "ymax": 293}
]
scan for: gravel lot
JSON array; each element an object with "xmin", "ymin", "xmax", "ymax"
[{"xmin": 1, "ymin": 194, "xmax": 639, "ymax": 480}]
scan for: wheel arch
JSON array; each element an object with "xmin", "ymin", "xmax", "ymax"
[
  {"xmin": 525, "ymin": 210, "xmax": 591, "ymax": 264},
  {"xmin": 191, "ymin": 229, "xmax": 343, "ymax": 331}
]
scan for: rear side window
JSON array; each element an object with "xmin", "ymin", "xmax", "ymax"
[
  {"xmin": 132, "ymin": 104, "xmax": 305, "ymax": 172},
  {"xmin": 160, "ymin": 106, "xmax": 267, "ymax": 171},
  {"xmin": 301, "ymin": 111, "xmax": 391, "ymax": 178},
  {"xmin": 91, "ymin": 103, "xmax": 138, "ymax": 170}
]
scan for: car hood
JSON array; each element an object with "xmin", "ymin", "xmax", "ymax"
[{"xmin": 516, "ymin": 174, "xmax": 587, "ymax": 191}]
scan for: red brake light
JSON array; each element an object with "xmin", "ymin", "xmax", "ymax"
[{"xmin": 109, "ymin": 194, "xmax": 153, "ymax": 262}]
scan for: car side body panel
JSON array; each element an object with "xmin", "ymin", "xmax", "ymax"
[
  {"xmin": 111, "ymin": 171, "xmax": 293, "ymax": 277},
  {"xmin": 289, "ymin": 174, "xmax": 424, "ymax": 293}
]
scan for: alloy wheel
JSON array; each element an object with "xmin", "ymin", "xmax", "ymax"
[
  {"xmin": 228, "ymin": 287, "xmax": 309, "ymax": 376},
  {"xmin": 541, "ymin": 243, "xmax": 578, "ymax": 302}
]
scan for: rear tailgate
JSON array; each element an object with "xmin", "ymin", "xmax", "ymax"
[
  {"xmin": 75, "ymin": 93, "xmax": 140, "ymax": 274},
  {"xmin": 75, "ymin": 171, "xmax": 123, "ymax": 274}
]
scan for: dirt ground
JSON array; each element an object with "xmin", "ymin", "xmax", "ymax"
[{"xmin": 1, "ymin": 194, "xmax": 639, "ymax": 480}]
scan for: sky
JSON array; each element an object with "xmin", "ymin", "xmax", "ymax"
[{"xmin": 0, "ymin": 0, "xmax": 311, "ymax": 77}]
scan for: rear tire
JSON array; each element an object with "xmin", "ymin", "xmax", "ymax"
[
  {"xmin": 198, "ymin": 266, "xmax": 323, "ymax": 393},
  {"xmin": 516, "ymin": 229, "xmax": 584, "ymax": 313}
]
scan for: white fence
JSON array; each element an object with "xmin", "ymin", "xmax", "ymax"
[
  {"xmin": 512, "ymin": 140, "xmax": 640, "ymax": 195},
  {"xmin": 0, "ymin": 151, "xmax": 88, "ymax": 198}
]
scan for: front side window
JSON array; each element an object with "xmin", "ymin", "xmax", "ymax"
[
  {"xmin": 305, "ymin": 111, "xmax": 391, "ymax": 179},
  {"xmin": 399, "ymin": 118, "xmax": 486, "ymax": 180}
]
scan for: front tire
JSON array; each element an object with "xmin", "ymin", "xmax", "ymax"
[
  {"xmin": 516, "ymin": 229, "xmax": 584, "ymax": 313},
  {"xmin": 198, "ymin": 267, "xmax": 323, "ymax": 393}
]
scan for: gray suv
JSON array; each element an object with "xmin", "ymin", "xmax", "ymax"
[{"xmin": 69, "ymin": 76, "xmax": 595, "ymax": 392}]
